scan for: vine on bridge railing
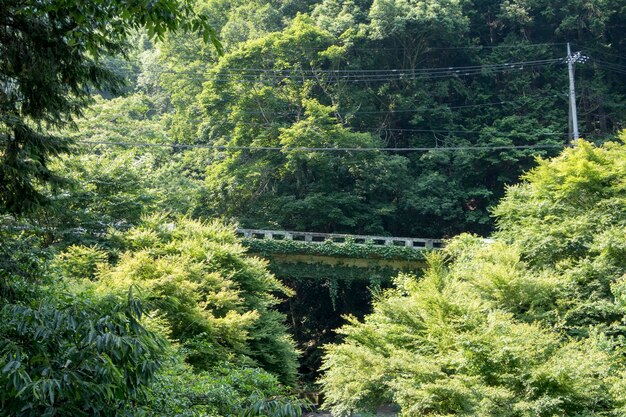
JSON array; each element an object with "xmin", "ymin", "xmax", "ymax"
[{"xmin": 241, "ymin": 238, "xmax": 432, "ymax": 261}]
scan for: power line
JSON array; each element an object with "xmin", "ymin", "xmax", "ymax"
[
  {"xmin": 592, "ymin": 59, "xmax": 626, "ymax": 75},
  {"xmin": 171, "ymin": 65, "xmax": 557, "ymax": 83},
  {"xmin": 205, "ymin": 120, "xmax": 567, "ymax": 136},
  {"xmin": 261, "ymin": 42, "xmax": 567, "ymax": 52},
  {"xmin": 152, "ymin": 58, "xmax": 563, "ymax": 83},
  {"xmin": 208, "ymin": 93, "xmax": 568, "ymax": 116},
  {"xmin": 419, "ymin": 42, "xmax": 567, "ymax": 51},
  {"xmin": 590, "ymin": 58, "xmax": 626, "ymax": 70},
  {"xmin": 219, "ymin": 58, "xmax": 561, "ymax": 74},
  {"xmin": 375, "ymin": 128, "xmax": 564, "ymax": 135},
  {"xmin": 78, "ymin": 140, "xmax": 566, "ymax": 152},
  {"xmin": 155, "ymin": 59, "xmax": 561, "ymax": 77},
  {"xmin": 593, "ymin": 63, "xmax": 626, "ymax": 75}
]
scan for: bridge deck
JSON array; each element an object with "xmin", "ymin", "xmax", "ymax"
[{"xmin": 236, "ymin": 228, "xmax": 443, "ymax": 249}]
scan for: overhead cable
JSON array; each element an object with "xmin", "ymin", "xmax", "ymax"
[
  {"xmin": 269, "ymin": 42, "xmax": 567, "ymax": 52},
  {"xmin": 78, "ymin": 140, "xmax": 566, "ymax": 152},
  {"xmin": 205, "ymin": 121, "xmax": 567, "ymax": 136},
  {"xmin": 208, "ymin": 93, "xmax": 567, "ymax": 116},
  {"xmin": 152, "ymin": 58, "xmax": 563, "ymax": 83},
  {"xmin": 218, "ymin": 58, "xmax": 562, "ymax": 74}
]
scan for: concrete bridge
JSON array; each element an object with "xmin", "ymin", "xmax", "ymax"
[
  {"xmin": 236, "ymin": 229, "xmax": 444, "ymax": 249},
  {"xmin": 236, "ymin": 229, "xmax": 444, "ymax": 281}
]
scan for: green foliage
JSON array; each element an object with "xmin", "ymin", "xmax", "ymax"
[
  {"xmin": 244, "ymin": 238, "xmax": 428, "ymax": 261},
  {"xmin": 368, "ymin": 0, "xmax": 468, "ymax": 42},
  {"xmin": 89, "ymin": 216, "xmax": 298, "ymax": 385},
  {"xmin": 0, "ymin": 290, "xmax": 165, "ymax": 417},
  {"xmin": 26, "ymin": 95, "xmax": 209, "ymax": 245},
  {"xmin": 143, "ymin": 359, "xmax": 308, "ymax": 417},
  {"xmin": 130, "ymin": 0, "xmax": 623, "ymax": 240},
  {"xmin": 493, "ymin": 137, "xmax": 626, "ymax": 338},
  {"xmin": 54, "ymin": 245, "xmax": 109, "ymax": 281},
  {"xmin": 312, "ymin": 0, "xmax": 370, "ymax": 36},
  {"xmin": 0, "ymin": 221, "xmax": 51, "ymax": 301},
  {"xmin": 35, "ymin": 0, "xmax": 623, "ymax": 391},
  {"xmin": 1, "ymin": 213, "xmax": 301, "ymax": 415},
  {"xmin": 31, "ymin": 0, "xmax": 622, "ymax": 241},
  {"xmin": 0, "ymin": 0, "xmax": 219, "ymax": 215},
  {"xmin": 320, "ymin": 138, "xmax": 626, "ymax": 416},
  {"xmin": 4, "ymin": 2, "xmax": 626, "ymax": 413},
  {"xmin": 268, "ymin": 262, "xmax": 397, "ymax": 284},
  {"xmin": 67, "ymin": 95, "xmax": 169, "ymax": 145},
  {"xmin": 243, "ymin": 394, "xmax": 309, "ymax": 417},
  {"xmin": 494, "ymin": 137, "xmax": 626, "ymax": 266},
  {"xmin": 320, "ymin": 246, "xmax": 626, "ymax": 416},
  {"xmin": 1, "ymin": 200, "xmax": 301, "ymax": 415},
  {"xmin": 34, "ymin": 148, "xmax": 158, "ymax": 245},
  {"xmin": 199, "ymin": 76, "xmax": 411, "ymax": 233},
  {"xmin": 9, "ymin": 0, "xmax": 623, "ymax": 232},
  {"xmin": 219, "ymin": 2, "xmax": 283, "ymax": 48}
]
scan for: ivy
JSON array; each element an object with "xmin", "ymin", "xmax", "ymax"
[
  {"xmin": 266, "ymin": 261, "xmax": 399, "ymax": 284},
  {"xmin": 242, "ymin": 238, "xmax": 430, "ymax": 262}
]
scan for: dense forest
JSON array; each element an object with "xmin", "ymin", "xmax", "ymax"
[{"xmin": 1, "ymin": 0, "xmax": 626, "ymax": 416}]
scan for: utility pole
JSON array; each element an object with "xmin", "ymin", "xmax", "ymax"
[{"xmin": 566, "ymin": 43, "xmax": 588, "ymax": 143}]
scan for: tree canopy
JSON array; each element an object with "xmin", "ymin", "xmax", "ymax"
[
  {"xmin": 319, "ymin": 137, "xmax": 626, "ymax": 416},
  {"xmin": 138, "ymin": 0, "xmax": 625, "ymax": 237},
  {"xmin": 0, "ymin": 0, "xmax": 219, "ymax": 215},
  {"xmin": 1, "ymin": 0, "xmax": 625, "ymax": 414}
]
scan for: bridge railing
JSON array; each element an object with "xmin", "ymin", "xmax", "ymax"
[{"xmin": 236, "ymin": 228, "xmax": 443, "ymax": 250}]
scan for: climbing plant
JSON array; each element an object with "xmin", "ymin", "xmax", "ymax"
[{"xmin": 242, "ymin": 238, "xmax": 431, "ymax": 261}]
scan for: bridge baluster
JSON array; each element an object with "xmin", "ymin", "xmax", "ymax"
[{"xmin": 237, "ymin": 228, "xmax": 443, "ymax": 249}]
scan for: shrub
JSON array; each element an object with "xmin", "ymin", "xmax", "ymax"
[
  {"xmin": 94, "ymin": 215, "xmax": 298, "ymax": 385},
  {"xmin": 0, "ymin": 290, "xmax": 165, "ymax": 417}
]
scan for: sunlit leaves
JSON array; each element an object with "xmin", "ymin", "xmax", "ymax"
[
  {"xmin": 320, "ymin": 242, "xmax": 624, "ymax": 416},
  {"xmin": 90, "ymin": 216, "xmax": 298, "ymax": 384},
  {"xmin": 320, "ymin": 139, "xmax": 626, "ymax": 416},
  {"xmin": 494, "ymin": 138, "xmax": 626, "ymax": 265}
]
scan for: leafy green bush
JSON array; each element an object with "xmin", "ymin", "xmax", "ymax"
[
  {"xmin": 494, "ymin": 137, "xmax": 626, "ymax": 267},
  {"xmin": 494, "ymin": 136, "xmax": 626, "ymax": 338},
  {"xmin": 1, "ymin": 216, "xmax": 302, "ymax": 416},
  {"xmin": 143, "ymin": 359, "xmax": 308, "ymax": 417},
  {"xmin": 320, "ymin": 248, "xmax": 625, "ymax": 416},
  {"xmin": 54, "ymin": 245, "xmax": 109, "ymax": 280},
  {"xmin": 0, "ymin": 224, "xmax": 50, "ymax": 302},
  {"xmin": 39, "ymin": 149, "xmax": 159, "ymax": 246},
  {"xmin": 92, "ymin": 215, "xmax": 298, "ymax": 385},
  {"xmin": 319, "ymin": 138, "xmax": 626, "ymax": 416},
  {"xmin": 0, "ymin": 290, "xmax": 165, "ymax": 417},
  {"xmin": 1, "ymin": 224, "xmax": 169, "ymax": 416}
]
